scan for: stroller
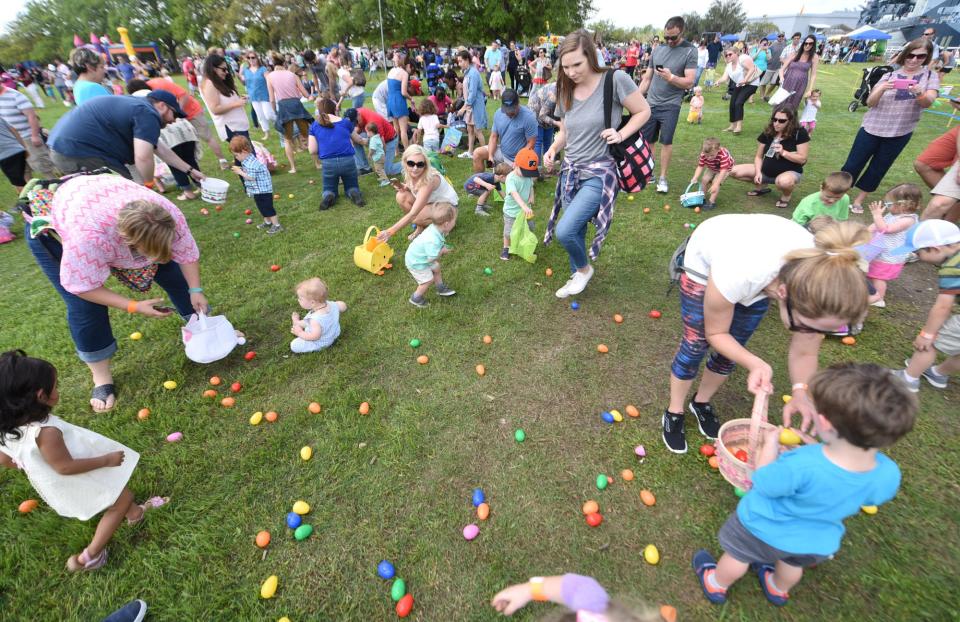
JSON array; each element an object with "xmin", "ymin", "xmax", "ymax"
[
  {"xmin": 848, "ymin": 65, "xmax": 893, "ymax": 112},
  {"xmin": 515, "ymin": 65, "xmax": 532, "ymax": 97}
]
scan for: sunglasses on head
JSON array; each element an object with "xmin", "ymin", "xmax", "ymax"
[{"xmin": 406, "ymin": 160, "xmax": 426, "ymax": 168}]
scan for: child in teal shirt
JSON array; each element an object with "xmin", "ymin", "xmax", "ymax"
[
  {"xmin": 501, "ymin": 147, "xmax": 539, "ymax": 261},
  {"xmin": 791, "ymin": 171, "xmax": 853, "ymax": 227},
  {"xmin": 405, "ymin": 203, "xmax": 457, "ymax": 308}
]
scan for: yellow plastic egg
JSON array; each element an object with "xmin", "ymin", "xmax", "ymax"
[
  {"xmin": 611, "ymin": 409, "xmax": 623, "ymax": 422},
  {"xmin": 287, "ymin": 193, "xmax": 294, "ymax": 199},
  {"xmin": 292, "ymin": 500, "xmax": 310, "ymax": 515},
  {"xmin": 162, "ymin": 380, "xmax": 177, "ymax": 390},
  {"xmin": 779, "ymin": 428, "xmax": 802, "ymax": 446},
  {"xmin": 129, "ymin": 331, "xmax": 142, "ymax": 340},
  {"xmin": 300, "ymin": 446, "xmax": 313, "ymax": 461},
  {"xmin": 249, "ymin": 412, "xmax": 263, "ymax": 425},
  {"xmin": 861, "ymin": 505, "xmax": 878, "ymax": 515},
  {"xmin": 260, "ymin": 575, "xmax": 278, "ymax": 599},
  {"xmin": 643, "ymin": 544, "xmax": 660, "ymax": 565},
  {"xmin": 782, "ymin": 394, "xmax": 792, "ymax": 404},
  {"xmin": 279, "ymin": 618, "xmax": 291, "ymax": 622}
]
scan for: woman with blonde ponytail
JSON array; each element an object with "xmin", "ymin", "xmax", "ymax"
[{"xmin": 658, "ymin": 215, "xmax": 870, "ymax": 454}]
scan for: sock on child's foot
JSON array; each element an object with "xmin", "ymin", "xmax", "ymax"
[
  {"xmin": 704, "ymin": 569, "xmax": 727, "ymax": 593},
  {"xmin": 764, "ymin": 572, "xmax": 788, "ymax": 597},
  {"xmin": 903, "ymin": 371, "xmax": 920, "ymax": 383}
]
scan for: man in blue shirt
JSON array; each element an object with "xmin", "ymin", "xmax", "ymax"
[
  {"xmin": 484, "ymin": 41, "xmax": 504, "ymax": 84},
  {"xmin": 472, "ymin": 89, "xmax": 537, "ymax": 174},
  {"xmin": 48, "ymin": 90, "xmax": 206, "ymax": 186},
  {"xmin": 116, "ymin": 56, "xmax": 136, "ymax": 83}
]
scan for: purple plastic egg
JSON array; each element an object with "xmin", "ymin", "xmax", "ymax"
[
  {"xmin": 462, "ymin": 524, "xmax": 480, "ymax": 541},
  {"xmin": 634, "ymin": 444, "xmax": 646, "ymax": 457},
  {"xmin": 166, "ymin": 432, "xmax": 183, "ymax": 442}
]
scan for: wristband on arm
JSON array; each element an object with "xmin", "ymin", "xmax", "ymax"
[{"xmin": 127, "ymin": 300, "xmax": 139, "ymax": 314}]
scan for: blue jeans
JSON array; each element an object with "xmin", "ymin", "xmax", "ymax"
[
  {"xmin": 321, "ymin": 155, "xmax": 361, "ymax": 199},
  {"xmin": 27, "ymin": 233, "xmax": 193, "ymax": 362},
  {"xmin": 354, "ymin": 132, "xmax": 371, "ymax": 170},
  {"xmin": 694, "ymin": 66, "xmax": 704, "ymax": 87},
  {"xmin": 841, "ymin": 128, "xmax": 913, "ymax": 194},
  {"xmin": 383, "ymin": 136, "xmax": 401, "ymax": 176},
  {"xmin": 535, "ymin": 126, "xmax": 555, "ymax": 161},
  {"xmin": 352, "ymin": 93, "xmax": 366, "ymax": 109},
  {"xmin": 554, "ymin": 174, "xmax": 604, "ymax": 272}
]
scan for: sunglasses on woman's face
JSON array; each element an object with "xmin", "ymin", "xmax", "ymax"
[
  {"xmin": 406, "ymin": 160, "xmax": 426, "ymax": 168},
  {"xmin": 215, "ymin": 65, "xmax": 227, "ymax": 71},
  {"xmin": 785, "ymin": 298, "xmax": 833, "ymax": 335},
  {"xmin": 772, "ymin": 117, "xmax": 788, "ymax": 123},
  {"xmin": 804, "ymin": 41, "xmax": 814, "ymax": 46},
  {"xmin": 908, "ymin": 53, "xmax": 928, "ymax": 60}
]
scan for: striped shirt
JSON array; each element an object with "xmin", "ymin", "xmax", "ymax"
[
  {"xmin": 545, "ymin": 158, "xmax": 619, "ymax": 261},
  {"xmin": 939, "ymin": 251, "xmax": 960, "ymax": 295},
  {"xmin": 862, "ymin": 69, "xmax": 939, "ymax": 138},
  {"xmin": 698, "ymin": 147, "xmax": 735, "ymax": 172},
  {"xmin": 0, "ymin": 87, "xmax": 33, "ymax": 135}
]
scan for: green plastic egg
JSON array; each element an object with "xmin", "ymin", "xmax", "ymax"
[
  {"xmin": 514, "ymin": 429, "xmax": 526, "ymax": 442},
  {"xmin": 233, "ymin": 232, "xmax": 240, "ymax": 238},
  {"xmin": 391, "ymin": 577, "xmax": 406, "ymax": 601},
  {"xmin": 596, "ymin": 474, "xmax": 608, "ymax": 490},
  {"xmin": 294, "ymin": 524, "xmax": 313, "ymax": 541},
  {"xmin": 734, "ymin": 487, "xmax": 746, "ymax": 498},
  {"xmin": 484, "ymin": 267, "xmax": 493, "ymax": 275},
  {"xmin": 409, "ymin": 338, "xmax": 421, "ymax": 348}
]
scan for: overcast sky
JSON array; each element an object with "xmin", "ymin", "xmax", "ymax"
[{"xmin": 1, "ymin": 0, "xmax": 859, "ymax": 36}]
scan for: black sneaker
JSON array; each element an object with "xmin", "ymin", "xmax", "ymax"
[
  {"xmin": 689, "ymin": 401, "xmax": 720, "ymax": 439},
  {"xmin": 435, "ymin": 283, "xmax": 456, "ymax": 297},
  {"xmin": 348, "ymin": 190, "xmax": 366, "ymax": 207},
  {"xmin": 662, "ymin": 411, "xmax": 688, "ymax": 454},
  {"xmin": 319, "ymin": 195, "xmax": 335, "ymax": 210},
  {"xmin": 500, "ymin": 248, "xmax": 510, "ymax": 261}
]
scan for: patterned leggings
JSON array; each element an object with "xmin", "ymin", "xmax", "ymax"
[{"xmin": 670, "ymin": 273, "xmax": 770, "ymax": 380}]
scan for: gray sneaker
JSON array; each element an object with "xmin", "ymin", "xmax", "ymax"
[
  {"xmin": 475, "ymin": 203, "xmax": 491, "ymax": 216},
  {"xmin": 267, "ymin": 224, "xmax": 284, "ymax": 234},
  {"xmin": 890, "ymin": 369, "xmax": 920, "ymax": 393},
  {"xmin": 906, "ymin": 359, "xmax": 948, "ymax": 389},
  {"xmin": 256, "ymin": 221, "xmax": 271, "ymax": 230},
  {"xmin": 409, "ymin": 294, "xmax": 429, "ymax": 308},
  {"xmin": 435, "ymin": 283, "xmax": 456, "ymax": 297}
]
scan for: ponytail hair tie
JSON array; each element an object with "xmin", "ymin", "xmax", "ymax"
[{"xmin": 825, "ymin": 251, "xmax": 839, "ymax": 256}]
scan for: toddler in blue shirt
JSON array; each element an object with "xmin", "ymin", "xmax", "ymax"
[
  {"xmin": 230, "ymin": 135, "xmax": 283, "ymax": 234},
  {"xmin": 693, "ymin": 362, "xmax": 916, "ymax": 607}
]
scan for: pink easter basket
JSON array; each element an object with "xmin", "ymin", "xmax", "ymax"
[{"xmin": 715, "ymin": 391, "xmax": 777, "ymax": 491}]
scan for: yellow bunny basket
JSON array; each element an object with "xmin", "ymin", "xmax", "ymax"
[{"xmin": 354, "ymin": 226, "xmax": 395, "ymax": 275}]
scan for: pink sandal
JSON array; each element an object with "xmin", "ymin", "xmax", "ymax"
[
  {"xmin": 127, "ymin": 496, "xmax": 170, "ymax": 525},
  {"xmin": 66, "ymin": 547, "xmax": 108, "ymax": 572}
]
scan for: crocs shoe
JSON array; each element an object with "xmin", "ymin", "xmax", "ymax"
[
  {"xmin": 756, "ymin": 564, "xmax": 789, "ymax": 606},
  {"xmin": 692, "ymin": 549, "xmax": 727, "ymax": 604}
]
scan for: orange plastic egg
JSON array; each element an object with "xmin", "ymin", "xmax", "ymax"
[
  {"xmin": 613, "ymin": 314, "xmax": 623, "ymax": 323},
  {"xmin": 482, "ymin": 335, "xmax": 492, "ymax": 344},
  {"xmin": 643, "ymin": 207, "xmax": 651, "ymax": 214},
  {"xmin": 137, "ymin": 408, "xmax": 150, "ymax": 421},
  {"xmin": 209, "ymin": 376, "xmax": 222, "ymax": 386},
  {"xmin": 663, "ymin": 204, "xmax": 671, "ymax": 211},
  {"xmin": 841, "ymin": 336, "xmax": 856, "ymax": 345},
  {"xmin": 625, "ymin": 405, "xmax": 640, "ymax": 418},
  {"xmin": 621, "ymin": 469, "xmax": 635, "ymax": 481},
  {"xmin": 202, "ymin": 389, "xmax": 217, "ymax": 399},
  {"xmin": 477, "ymin": 502, "xmax": 490, "ymax": 520},
  {"xmin": 660, "ymin": 605, "xmax": 678, "ymax": 622},
  {"xmin": 221, "ymin": 397, "xmax": 236, "ymax": 408},
  {"xmin": 308, "ymin": 402, "xmax": 322, "ymax": 414},
  {"xmin": 597, "ymin": 344, "xmax": 609, "ymax": 353},
  {"xmin": 545, "ymin": 268, "xmax": 553, "ymax": 276},
  {"xmin": 18, "ymin": 499, "xmax": 38, "ymax": 513},
  {"xmin": 255, "ymin": 530, "xmax": 271, "ymax": 548},
  {"xmin": 265, "ymin": 411, "xmax": 278, "ymax": 422},
  {"xmin": 708, "ymin": 456, "xmax": 719, "ymax": 469},
  {"xmin": 359, "ymin": 402, "xmax": 370, "ymax": 415},
  {"xmin": 417, "ymin": 355, "xmax": 429, "ymax": 365},
  {"xmin": 582, "ymin": 500, "xmax": 599, "ymax": 515},
  {"xmin": 475, "ymin": 364, "xmax": 486, "ymax": 376},
  {"xmin": 640, "ymin": 489, "xmax": 656, "ymax": 506}
]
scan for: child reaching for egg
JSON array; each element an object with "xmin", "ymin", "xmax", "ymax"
[
  {"xmin": 0, "ymin": 350, "xmax": 169, "ymax": 572},
  {"xmin": 290, "ymin": 278, "xmax": 347, "ymax": 353},
  {"xmin": 490, "ymin": 573, "xmax": 658, "ymax": 620},
  {"xmin": 692, "ymin": 362, "xmax": 916, "ymax": 607}
]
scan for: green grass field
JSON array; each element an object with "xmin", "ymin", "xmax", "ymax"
[{"xmin": 1, "ymin": 65, "xmax": 958, "ymax": 621}]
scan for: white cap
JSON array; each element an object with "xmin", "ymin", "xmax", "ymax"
[{"xmin": 891, "ymin": 219, "xmax": 960, "ymax": 255}]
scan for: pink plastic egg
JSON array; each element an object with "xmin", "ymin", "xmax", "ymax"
[
  {"xmin": 634, "ymin": 444, "xmax": 646, "ymax": 457},
  {"xmin": 462, "ymin": 523, "xmax": 480, "ymax": 540},
  {"xmin": 166, "ymin": 432, "xmax": 183, "ymax": 442}
]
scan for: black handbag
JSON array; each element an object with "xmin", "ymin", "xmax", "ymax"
[{"xmin": 602, "ymin": 69, "xmax": 655, "ymax": 192}]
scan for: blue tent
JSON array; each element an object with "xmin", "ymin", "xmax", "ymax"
[
  {"xmin": 849, "ymin": 29, "xmax": 892, "ymax": 41},
  {"xmin": 720, "ymin": 34, "xmax": 740, "ymax": 42},
  {"xmin": 765, "ymin": 32, "xmax": 779, "ymax": 41}
]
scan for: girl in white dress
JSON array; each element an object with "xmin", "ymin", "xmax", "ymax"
[
  {"xmin": 489, "ymin": 64, "xmax": 505, "ymax": 100},
  {"xmin": 0, "ymin": 350, "xmax": 169, "ymax": 572}
]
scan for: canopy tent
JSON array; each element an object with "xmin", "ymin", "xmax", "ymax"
[
  {"xmin": 846, "ymin": 24, "xmax": 878, "ymax": 38},
  {"xmin": 849, "ymin": 28, "xmax": 892, "ymax": 41},
  {"xmin": 720, "ymin": 34, "xmax": 740, "ymax": 42},
  {"xmin": 765, "ymin": 32, "xmax": 779, "ymax": 41}
]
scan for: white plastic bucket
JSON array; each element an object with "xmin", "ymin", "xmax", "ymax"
[{"xmin": 200, "ymin": 178, "xmax": 230, "ymax": 204}]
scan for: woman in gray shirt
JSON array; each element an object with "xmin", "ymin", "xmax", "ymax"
[{"xmin": 543, "ymin": 30, "xmax": 650, "ymax": 298}]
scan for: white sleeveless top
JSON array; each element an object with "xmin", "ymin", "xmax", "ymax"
[
  {"xmin": 426, "ymin": 174, "xmax": 459, "ymax": 207},
  {"xmin": 0, "ymin": 416, "xmax": 139, "ymax": 520},
  {"xmin": 200, "ymin": 88, "xmax": 250, "ymax": 141}
]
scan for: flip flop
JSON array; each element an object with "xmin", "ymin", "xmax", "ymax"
[
  {"xmin": 127, "ymin": 496, "xmax": 171, "ymax": 525},
  {"xmin": 66, "ymin": 547, "xmax": 108, "ymax": 572},
  {"xmin": 90, "ymin": 384, "xmax": 116, "ymax": 413},
  {"xmin": 775, "ymin": 198, "xmax": 791, "ymax": 209},
  {"xmin": 747, "ymin": 188, "xmax": 772, "ymax": 197}
]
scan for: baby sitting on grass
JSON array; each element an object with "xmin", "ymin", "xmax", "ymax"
[{"xmin": 290, "ymin": 278, "xmax": 346, "ymax": 353}]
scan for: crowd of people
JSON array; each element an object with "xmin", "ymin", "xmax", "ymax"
[{"xmin": 1, "ymin": 16, "xmax": 960, "ymax": 621}]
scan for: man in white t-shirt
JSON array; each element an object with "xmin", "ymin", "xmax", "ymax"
[{"xmin": 0, "ymin": 83, "xmax": 59, "ymax": 177}]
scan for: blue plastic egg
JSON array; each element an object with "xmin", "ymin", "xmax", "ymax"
[
  {"xmin": 286, "ymin": 512, "xmax": 302, "ymax": 529},
  {"xmin": 471, "ymin": 488, "xmax": 485, "ymax": 507},
  {"xmin": 571, "ymin": 301, "xmax": 580, "ymax": 310},
  {"xmin": 377, "ymin": 559, "xmax": 395, "ymax": 580},
  {"xmin": 601, "ymin": 411, "xmax": 614, "ymax": 424}
]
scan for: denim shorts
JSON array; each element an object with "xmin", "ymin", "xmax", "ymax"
[
  {"xmin": 719, "ymin": 512, "xmax": 831, "ymax": 568},
  {"xmin": 640, "ymin": 105, "xmax": 682, "ymax": 145}
]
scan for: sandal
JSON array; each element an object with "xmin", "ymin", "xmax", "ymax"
[
  {"xmin": 90, "ymin": 384, "xmax": 116, "ymax": 413},
  {"xmin": 177, "ymin": 192, "xmax": 198, "ymax": 201},
  {"xmin": 775, "ymin": 198, "xmax": 791, "ymax": 209},
  {"xmin": 67, "ymin": 547, "xmax": 108, "ymax": 572},
  {"xmin": 850, "ymin": 204, "xmax": 864, "ymax": 214},
  {"xmin": 127, "ymin": 496, "xmax": 171, "ymax": 525},
  {"xmin": 747, "ymin": 188, "xmax": 772, "ymax": 197}
]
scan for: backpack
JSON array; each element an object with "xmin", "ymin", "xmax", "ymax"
[
  {"xmin": 351, "ymin": 67, "xmax": 366, "ymax": 87},
  {"xmin": 667, "ymin": 235, "xmax": 707, "ymax": 294}
]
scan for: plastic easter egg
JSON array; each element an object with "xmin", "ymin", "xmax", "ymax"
[
  {"xmin": 635, "ymin": 444, "xmax": 646, "ymax": 457},
  {"xmin": 627, "ymin": 195, "xmax": 634, "ymax": 201},
  {"xmin": 244, "ymin": 351, "xmax": 256, "ymax": 361},
  {"xmin": 166, "ymin": 432, "xmax": 182, "ymax": 442},
  {"xmin": 585, "ymin": 512, "xmax": 603, "ymax": 527},
  {"xmin": 545, "ymin": 268, "xmax": 553, "ymax": 276},
  {"xmin": 471, "ymin": 488, "xmax": 485, "ymax": 506},
  {"xmin": 613, "ymin": 314, "xmax": 623, "ymax": 323},
  {"xmin": 660, "ymin": 605, "xmax": 678, "ymax": 622},
  {"xmin": 279, "ymin": 618, "xmax": 290, "ymax": 622},
  {"xmin": 200, "ymin": 208, "xmax": 209, "ymax": 215},
  {"xmin": 621, "ymin": 469, "xmax": 634, "ymax": 481},
  {"xmin": 265, "ymin": 411, "xmax": 278, "ymax": 422},
  {"xmin": 210, "ymin": 376, "xmax": 222, "ymax": 385},
  {"xmin": 409, "ymin": 338, "xmax": 421, "ymax": 348},
  {"xmin": 601, "ymin": 411, "xmax": 614, "ymax": 424},
  {"xmin": 699, "ymin": 444, "xmax": 715, "ymax": 457},
  {"xmin": 582, "ymin": 500, "xmax": 599, "ymax": 515},
  {"xmin": 391, "ymin": 577, "xmax": 406, "ymax": 601},
  {"xmin": 626, "ymin": 405, "xmax": 640, "ymax": 418},
  {"xmin": 286, "ymin": 512, "xmax": 302, "ymax": 529},
  {"xmin": 137, "ymin": 408, "xmax": 150, "ymax": 421},
  {"xmin": 570, "ymin": 301, "xmax": 580, "ymax": 310},
  {"xmin": 861, "ymin": 505, "xmax": 878, "ymax": 515},
  {"xmin": 514, "ymin": 429, "xmax": 525, "ymax": 442},
  {"xmin": 396, "ymin": 593, "xmax": 414, "ymax": 618},
  {"xmin": 597, "ymin": 344, "xmax": 609, "ymax": 353},
  {"xmin": 462, "ymin": 523, "xmax": 480, "ymax": 540},
  {"xmin": 221, "ymin": 397, "xmax": 236, "ymax": 408},
  {"xmin": 294, "ymin": 524, "xmax": 313, "ymax": 540},
  {"xmin": 244, "ymin": 209, "xmax": 252, "ymax": 215},
  {"xmin": 483, "ymin": 334, "xmax": 493, "ymax": 344},
  {"xmin": 255, "ymin": 530, "xmax": 271, "ymax": 548},
  {"xmin": 611, "ymin": 409, "xmax": 623, "ymax": 422},
  {"xmin": 483, "ymin": 267, "xmax": 493, "ymax": 275},
  {"xmin": 274, "ymin": 194, "xmax": 280, "ymax": 199},
  {"xmin": 475, "ymin": 364, "xmax": 486, "ymax": 376},
  {"xmin": 287, "ymin": 194, "xmax": 294, "ymax": 199},
  {"xmin": 357, "ymin": 401, "xmax": 370, "ymax": 415},
  {"xmin": 246, "ymin": 218, "xmax": 253, "ymax": 224},
  {"xmin": 230, "ymin": 382, "xmax": 242, "ymax": 393},
  {"xmin": 250, "ymin": 412, "xmax": 263, "ymax": 425},
  {"xmin": 596, "ymin": 474, "xmax": 608, "ymax": 490},
  {"xmin": 644, "ymin": 544, "xmax": 660, "ymax": 565},
  {"xmin": 708, "ymin": 456, "xmax": 719, "ymax": 469},
  {"xmin": 779, "ymin": 428, "xmax": 802, "ymax": 446},
  {"xmin": 841, "ymin": 336, "xmax": 856, "ymax": 345},
  {"xmin": 309, "ymin": 179, "xmax": 315, "ymax": 184},
  {"xmin": 694, "ymin": 206, "xmax": 702, "ymax": 214},
  {"xmin": 260, "ymin": 575, "xmax": 278, "ymax": 599},
  {"xmin": 477, "ymin": 502, "xmax": 490, "ymax": 520},
  {"xmin": 18, "ymin": 499, "xmax": 38, "ymax": 513},
  {"xmin": 735, "ymin": 449, "xmax": 748, "ymax": 463},
  {"xmin": 292, "ymin": 500, "xmax": 310, "ymax": 515},
  {"xmin": 782, "ymin": 394, "xmax": 792, "ymax": 404},
  {"xmin": 203, "ymin": 389, "xmax": 217, "ymax": 399},
  {"xmin": 130, "ymin": 331, "xmax": 142, "ymax": 340},
  {"xmin": 417, "ymin": 355, "xmax": 430, "ymax": 365},
  {"xmin": 163, "ymin": 380, "xmax": 177, "ymax": 390},
  {"xmin": 300, "ymin": 446, "xmax": 312, "ymax": 460},
  {"xmin": 640, "ymin": 489, "xmax": 656, "ymax": 506},
  {"xmin": 233, "ymin": 232, "xmax": 240, "ymax": 238},
  {"xmin": 734, "ymin": 487, "xmax": 747, "ymax": 498},
  {"xmin": 270, "ymin": 264, "xmax": 280, "ymax": 272},
  {"xmin": 663, "ymin": 204, "xmax": 671, "ymax": 211},
  {"xmin": 643, "ymin": 207, "xmax": 651, "ymax": 214},
  {"xmin": 377, "ymin": 560, "xmax": 395, "ymax": 579},
  {"xmin": 308, "ymin": 402, "xmax": 322, "ymax": 414},
  {"xmin": 648, "ymin": 310, "xmax": 662, "ymax": 319}
]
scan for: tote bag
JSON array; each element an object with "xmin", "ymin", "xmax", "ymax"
[
  {"xmin": 602, "ymin": 70, "xmax": 655, "ymax": 193},
  {"xmin": 182, "ymin": 312, "xmax": 241, "ymax": 364}
]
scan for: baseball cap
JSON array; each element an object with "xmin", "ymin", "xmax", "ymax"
[
  {"xmin": 890, "ymin": 219, "xmax": 960, "ymax": 255},
  {"xmin": 515, "ymin": 147, "xmax": 539, "ymax": 178},
  {"xmin": 501, "ymin": 88, "xmax": 520, "ymax": 113},
  {"xmin": 146, "ymin": 89, "xmax": 186, "ymax": 118}
]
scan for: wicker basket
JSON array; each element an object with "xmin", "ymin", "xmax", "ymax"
[{"xmin": 715, "ymin": 391, "xmax": 777, "ymax": 490}]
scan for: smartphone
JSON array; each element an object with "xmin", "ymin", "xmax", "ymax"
[
  {"xmin": 155, "ymin": 305, "xmax": 175, "ymax": 314},
  {"xmin": 655, "ymin": 64, "xmax": 664, "ymax": 71}
]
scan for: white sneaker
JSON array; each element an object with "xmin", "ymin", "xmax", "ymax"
[
  {"xmin": 656, "ymin": 177, "xmax": 669, "ymax": 193},
  {"xmin": 870, "ymin": 299, "xmax": 886, "ymax": 308},
  {"xmin": 458, "ymin": 151, "xmax": 473, "ymax": 159},
  {"xmin": 555, "ymin": 265, "xmax": 594, "ymax": 298}
]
